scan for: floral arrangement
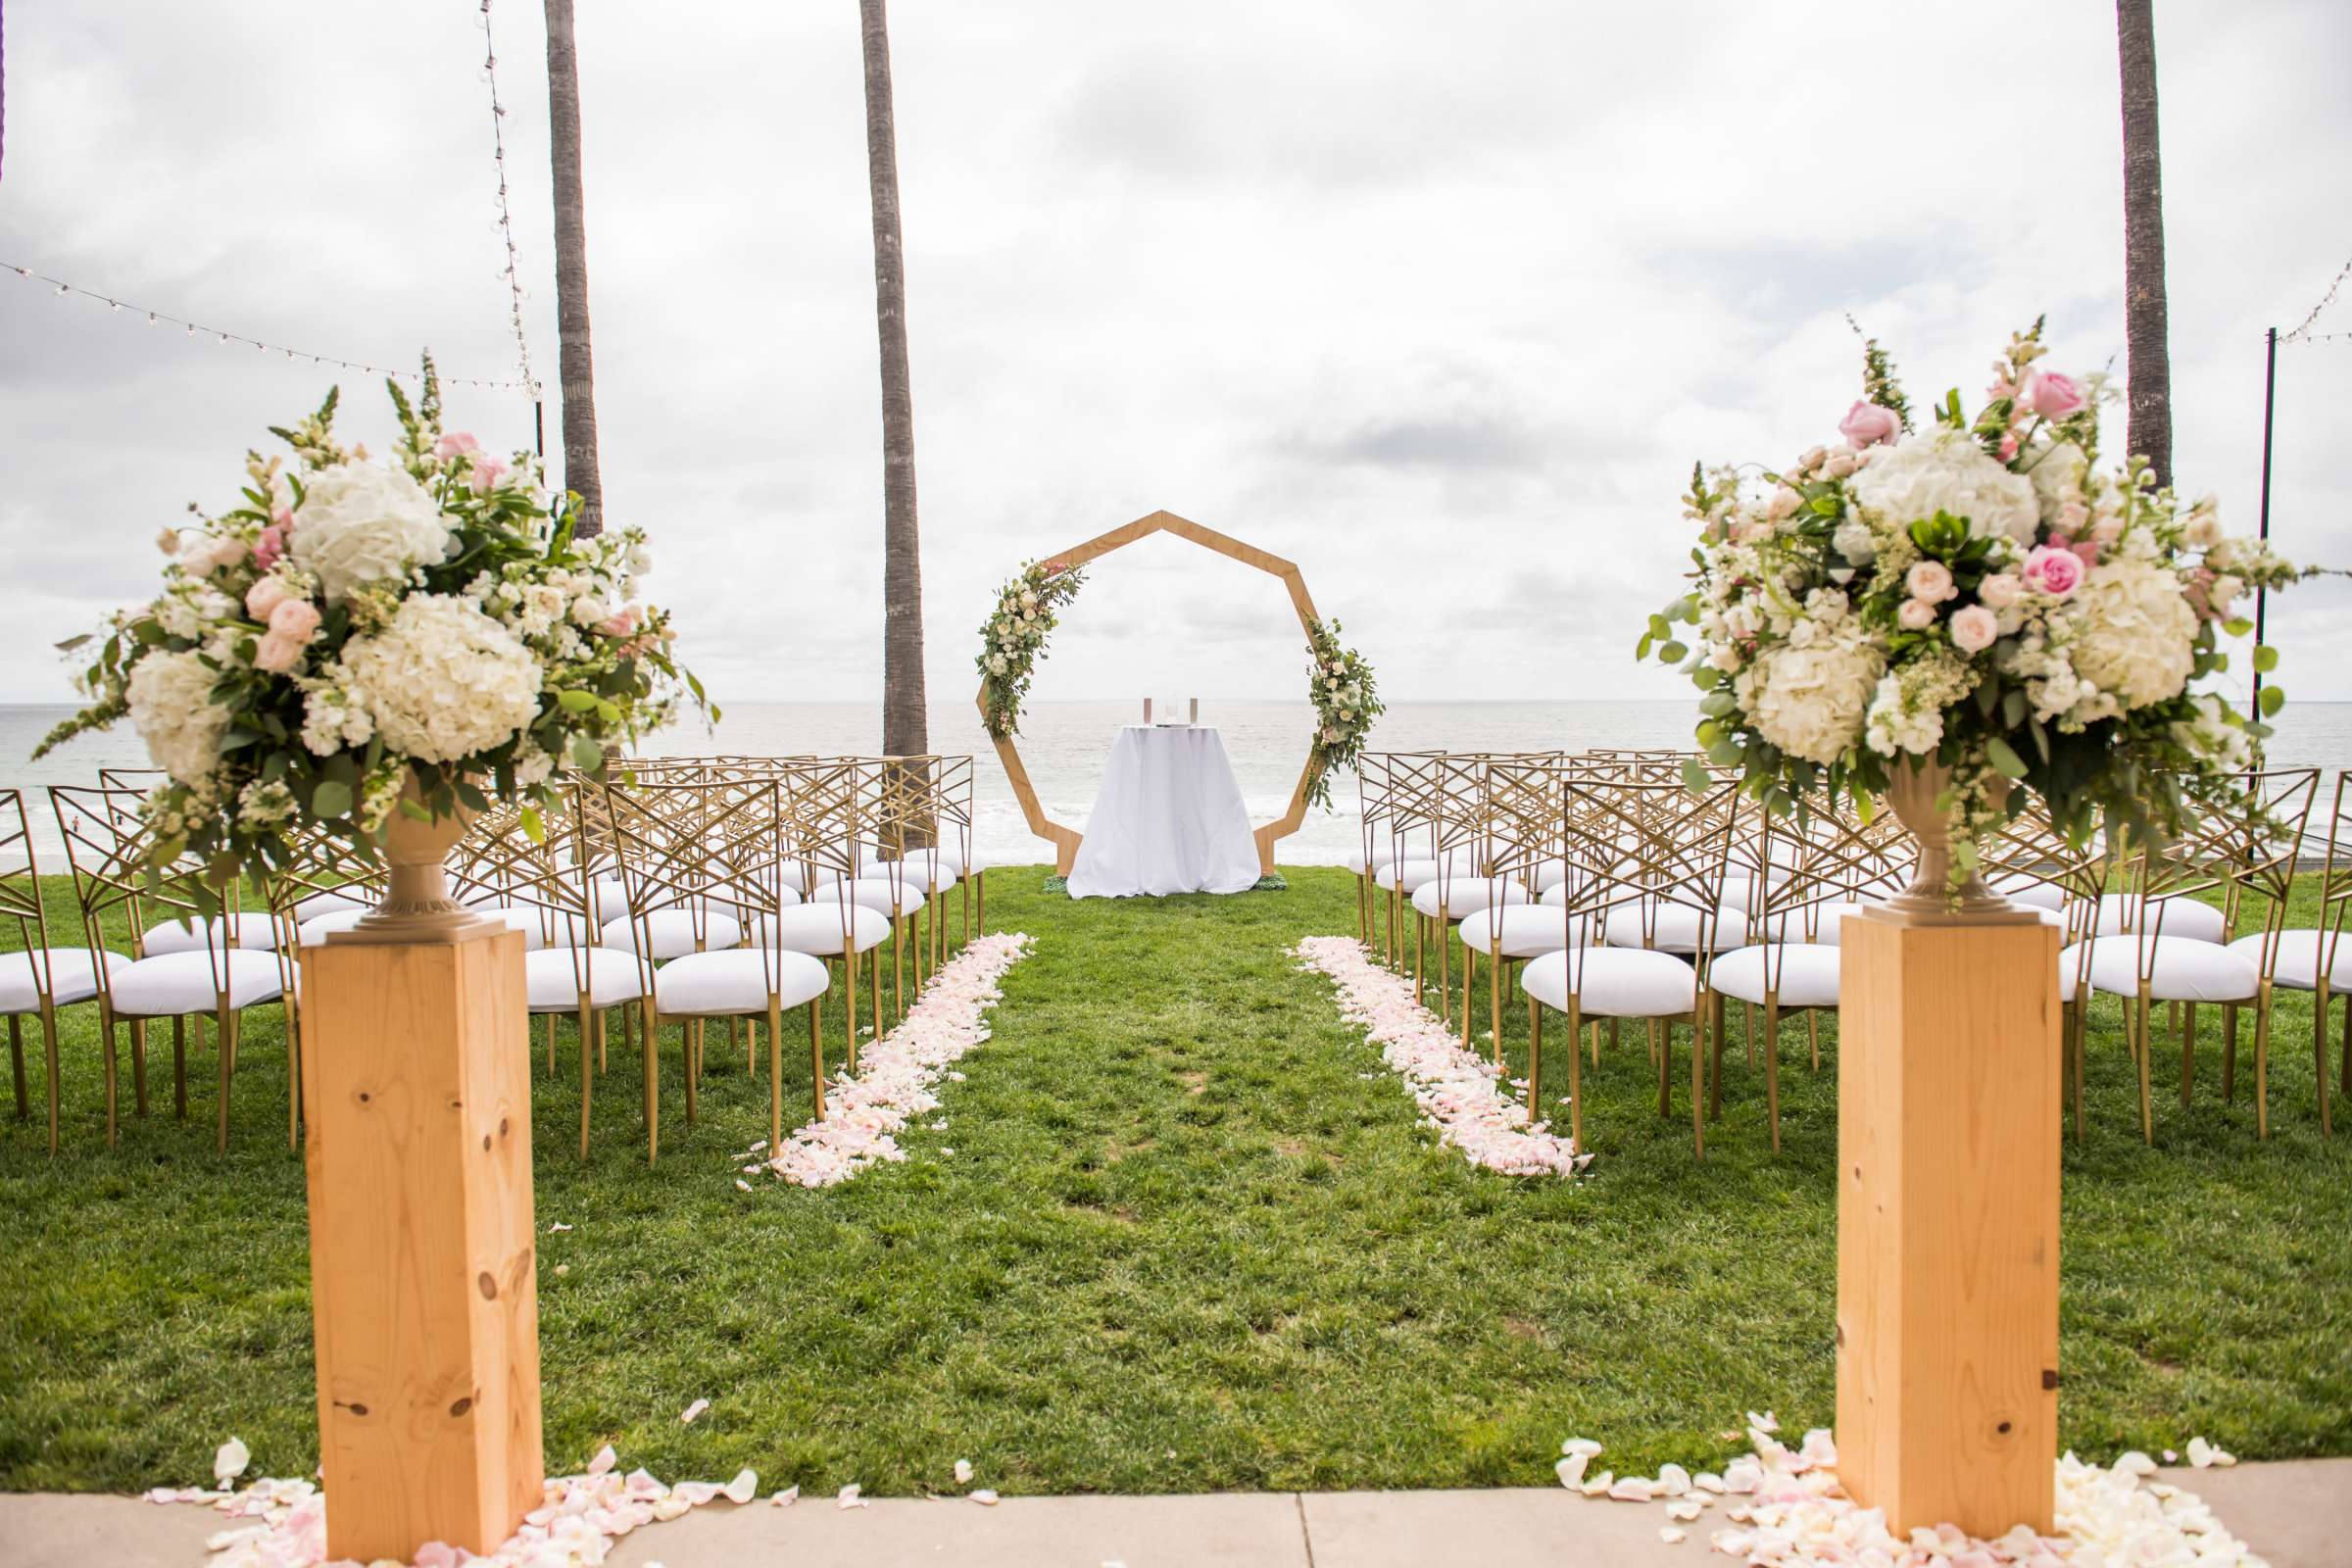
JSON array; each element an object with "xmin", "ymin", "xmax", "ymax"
[
  {"xmin": 36, "ymin": 360, "xmax": 708, "ymax": 890},
  {"xmin": 975, "ymin": 559, "xmax": 1083, "ymax": 740},
  {"xmin": 1640, "ymin": 319, "xmax": 2304, "ymax": 878},
  {"xmin": 1304, "ymin": 618, "xmax": 1383, "ymax": 809}
]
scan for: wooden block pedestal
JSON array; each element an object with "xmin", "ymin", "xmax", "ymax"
[
  {"xmin": 1835, "ymin": 906, "xmax": 2060, "ymax": 1539},
  {"xmin": 300, "ymin": 928, "xmax": 543, "ymax": 1563}
]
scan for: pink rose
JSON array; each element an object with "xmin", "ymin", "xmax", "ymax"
[
  {"xmin": 1838, "ymin": 401, "xmax": 1902, "ymax": 449},
  {"xmin": 467, "ymin": 454, "xmax": 510, "ymax": 494},
  {"xmin": 1949, "ymin": 605, "xmax": 1999, "ymax": 653},
  {"xmin": 269, "ymin": 599, "xmax": 322, "ymax": 641},
  {"xmin": 252, "ymin": 629, "xmax": 307, "ymax": 673},
  {"xmin": 1978, "ymin": 572, "xmax": 2022, "ymax": 610},
  {"xmin": 431, "ymin": 431, "xmax": 480, "ymax": 462},
  {"xmin": 2022, "ymin": 544, "xmax": 2084, "ymax": 600},
  {"xmin": 252, "ymin": 524, "xmax": 286, "ymax": 571},
  {"xmin": 1905, "ymin": 560, "xmax": 1956, "ymax": 603},
  {"xmin": 2019, "ymin": 370, "xmax": 2086, "ymax": 419},
  {"xmin": 596, "ymin": 606, "xmax": 640, "ymax": 639},
  {"xmin": 1897, "ymin": 598, "xmax": 1938, "ymax": 631},
  {"xmin": 245, "ymin": 577, "xmax": 292, "ymax": 621}
]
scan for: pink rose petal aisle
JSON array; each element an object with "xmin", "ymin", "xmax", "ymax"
[
  {"xmin": 1292, "ymin": 936, "xmax": 1588, "ymax": 1179},
  {"xmin": 749, "ymin": 931, "xmax": 1033, "ymax": 1189},
  {"xmin": 147, "ymin": 1441, "xmax": 760, "ymax": 1568},
  {"xmin": 1554, "ymin": 1418, "xmax": 2268, "ymax": 1568}
]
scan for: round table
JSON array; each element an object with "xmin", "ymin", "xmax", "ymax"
[{"xmin": 1065, "ymin": 725, "xmax": 1262, "ymax": 899}]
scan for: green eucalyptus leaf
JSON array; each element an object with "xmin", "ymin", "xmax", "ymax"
[
  {"xmin": 2252, "ymin": 645, "xmax": 2278, "ymax": 673},
  {"xmin": 1658, "ymin": 640, "xmax": 1689, "ymax": 664},
  {"xmin": 1681, "ymin": 757, "xmax": 1713, "ymax": 794},
  {"xmin": 2258, "ymin": 685, "xmax": 2285, "ymax": 718},
  {"xmin": 1984, "ymin": 736, "xmax": 2030, "ymax": 780},
  {"xmin": 311, "ymin": 780, "xmax": 354, "ymax": 820}
]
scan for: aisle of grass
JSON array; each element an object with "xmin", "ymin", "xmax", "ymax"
[{"xmin": 2, "ymin": 865, "xmax": 2348, "ymax": 1497}]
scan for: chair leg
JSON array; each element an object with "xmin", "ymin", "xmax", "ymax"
[
  {"xmin": 2222, "ymin": 1004, "xmax": 2238, "ymax": 1102},
  {"xmin": 761, "ymin": 997, "xmax": 784, "ymax": 1149},
  {"xmin": 975, "ymin": 867, "xmax": 987, "ymax": 938},
  {"xmin": 894, "ymin": 912, "xmax": 907, "ymax": 1020},
  {"xmin": 1412, "ymin": 913, "xmax": 1425, "ymax": 1004},
  {"xmin": 2180, "ymin": 1000, "xmax": 2195, "ymax": 1109},
  {"xmin": 808, "ymin": 998, "xmax": 826, "ymax": 1123},
  {"xmin": 1744, "ymin": 1003, "xmax": 1756, "ymax": 1067},
  {"xmin": 1563, "ymin": 1000, "xmax": 1583, "ymax": 1151},
  {"xmin": 1488, "ymin": 945, "xmax": 1503, "ymax": 1065},
  {"xmin": 1690, "ymin": 1008, "xmax": 1706, "ymax": 1159},
  {"xmin": 128, "ymin": 1019, "xmax": 149, "ymax": 1117},
  {"xmin": 8, "ymin": 1013, "xmax": 24, "ymax": 1119},
  {"xmin": 2252, "ymin": 985, "xmax": 2272, "ymax": 1140},
  {"xmin": 101, "ymin": 1010, "xmax": 121, "ymax": 1148},
  {"xmin": 871, "ymin": 941, "xmax": 885, "ymax": 1046},
  {"xmin": 1708, "ymin": 997, "xmax": 1726, "ymax": 1122},
  {"xmin": 170, "ymin": 1015, "xmax": 187, "ymax": 1120},
  {"xmin": 40, "ymin": 1002, "xmax": 63, "ymax": 1155},
  {"xmin": 1527, "ymin": 1002, "xmax": 1544, "ymax": 1114},
  {"xmin": 1656, "ymin": 1016, "xmax": 1671, "ymax": 1119},
  {"xmin": 1807, "ymin": 1012, "xmax": 1821, "ymax": 1072},
  {"xmin": 217, "ymin": 1006, "xmax": 240, "ymax": 1153},
  {"xmin": 1764, "ymin": 992, "xmax": 1782, "ymax": 1154},
  {"xmin": 2314, "ymin": 980, "xmax": 2333, "ymax": 1138},
  {"xmin": 2133, "ymin": 988, "xmax": 2154, "ymax": 1144},
  {"xmin": 285, "ymin": 1000, "xmax": 301, "ymax": 1151},
  {"xmin": 1459, "ymin": 944, "xmax": 1475, "ymax": 1050},
  {"xmin": 683, "ymin": 1019, "xmax": 700, "ymax": 1125},
  {"xmin": 642, "ymin": 1001, "xmax": 662, "ymax": 1165},
  {"xmin": 578, "ymin": 1001, "xmax": 596, "ymax": 1161},
  {"xmin": 546, "ymin": 1013, "xmax": 559, "ymax": 1078}
]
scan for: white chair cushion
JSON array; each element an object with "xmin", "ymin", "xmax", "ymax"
[
  {"xmin": 107, "ymin": 950, "xmax": 284, "ymax": 1015},
  {"xmin": 2070, "ymin": 935, "xmax": 2258, "ymax": 1004},
  {"xmin": 1710, "ymin": 944, "xmax": 1842, "ymax": 1009},
  {"xmin": 1345, "ymin": 840, "xmax": 1400, "ymax": 875},
  {"xmin": 2094, "ymin": 895, "xmax": 2225, "ymax": 943},
  {"xmin": 871, "ymin": 858, "xmax": 958, "ymax": 893},
  {"xmin": 2230, "ymin": 929, "xmax": 2352, "ymax": 992},
  {"xmin": 750, "ymin": 904, "xmax": 892, "ymax": 956},
  {"xmin": 297, "ymin": 910, "xmax": 365, "ymax": 948},
  {"xmin": 599, "ymin": 909, "xmax": 742, "ymax": 959},
  {"xmin": 1604, "ymin": 902, "xmax": 1750, "ymax": 955},
  {"xmin": 0, "ymin": 948, "xmax": 128, "ymax": 1012},
  {"xmin": 876, "ymin": 847, "xmax": 966, "ymax": 880},
  {"xmin": 1412, "ymin": 877, "xmax": 1530, "ymax": 919},
  {"xmin": 825, "ymin": 878, "xmax": 927, "ymax": 917},
  {"xmin": 1457, "ymin": 906, "xmax": 1597, "ymax": 957},
  {"xmin": 1535, "ymin": 860, "xmax": 1575, "ymax": 893},
  {"xmin": 653, "ymin": 949, "xmax": 830, "ymax": 1017},
  {"xmin": 1375, "ymin": 859, "xmax": 1444, "ymax": 894},
  {"xmin": 1986, "ymin": 876, "xmax": 2067, "ymax": 911},
  {"xmin": 1521, "ymin": 947, "xmax": 1697, "ymax": 1018},
  {"xmin": 291, "ymin": 891, "xmax": 370, "ymax": 922},
  {"xmin": 142, "ymin": 916, "xmax": 278, "ymax": 956},
  {"xmin": 523, "ymin": 950, "xmax": 646, "ymax": 1011},
  {"xmin": 1803, "ymin": 903, "xmax": 1879, "ymax": 946}
]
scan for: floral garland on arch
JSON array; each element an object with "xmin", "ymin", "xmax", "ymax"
[
  {"xmin": 1304, "ymin": 618, "xmax": 1383, "ymax": 809},
  {"xmin": 1641, "ymin": 318, "xmax": 2308, "ymax": 881},
  {"xmin": 976, "ymin": 558, "xmax": 1084, "ymax": 739},
  {"xmin": 34, "ymin": 358, "xmax": 709, "ymax": 891}
]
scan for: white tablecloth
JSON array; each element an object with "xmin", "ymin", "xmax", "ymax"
[{"xmin": 1066, "ymin": 725, "xmax": 1262, "ymax": 899}]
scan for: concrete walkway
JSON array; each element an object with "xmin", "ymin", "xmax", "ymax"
[{"xmin": 10, "ymin": 1460, "xmax": 2347, "ymax": 1568}]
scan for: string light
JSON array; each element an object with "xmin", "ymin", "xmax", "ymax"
[
  {"xmin": 477, "ymin": 0, "xmax": 542, "ymax": 398},
  {"xmin": 1, "ymin": 262, "xmax": 535, "ymax": 390},
  {"xmin": 2280, "ymin": 248, "xmax": 2352, "ymax": 345}
]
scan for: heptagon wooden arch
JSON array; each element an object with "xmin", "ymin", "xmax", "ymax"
[{"xmin": 977, "ymin": 509, "xmax": 1322, "ymax": 878}]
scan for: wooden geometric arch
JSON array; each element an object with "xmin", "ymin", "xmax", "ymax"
[{"xmin": 976, "ymin": 508, "xmax": 1321, "ymax": 877}]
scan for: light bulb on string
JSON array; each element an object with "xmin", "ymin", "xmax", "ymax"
[{"xmin": 146, "ymin": 312, "xmax": 159, "ymax": 327}]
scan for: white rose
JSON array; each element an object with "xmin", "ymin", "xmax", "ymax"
[
  {"xmin": 1744, "ymin": 630, "xmax": 1882, "ymax": 766},
  {"xmin": 341, "ymin": 593, "xmax": 541, "ymax": 762},
  {"xmin": 1848, "ymin": 429, "xmax": 2039, "ymax": 546},
  {"xmin": 1832, "ymin": 518, "xmax": 1876, "ymax": 565},
  {"xmin": 2067, "ymin": 557, "xmax": 2197, "ymax": 710},
  {"xmin": 987, "ymin": 655, "xmax": 1008, "ymax": 675},
  {"xmin": 126, "ymin": 650, "xmax": 232, "ymax": 786},
  {"xmin": 288, "ymin": 462, "xmax": 454, "ymax": 606}
]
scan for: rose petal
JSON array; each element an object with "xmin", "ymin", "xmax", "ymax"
[
  {"xmin": 837, "ymin": 1483, "xmax": 866, "ymax": 1509},
  {"xmin": 969, "ymin": 1488, "xmax": 1001, "ymax": 1506},
  {"xmin": 771, "ymin": 1485, "xmax": 800, "ymax": 1506},
  {"xmin": 214, "ymin": 1438, "xmax": 251, "ymax": 1485},
  {"xmin": 954, "ymin": 1459, "xmax": 974, "ymax": 1485},
  {"xmin": 678, "ymin": 1398, "xmax": 710, "ymax": 1425}
]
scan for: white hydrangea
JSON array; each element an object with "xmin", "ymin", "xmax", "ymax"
[
  {"xmin": 2023, "ymin": 439, "xmax": 2087, "ymax": 529},
  {"xmin": 2067, "ymin": 557, "xmax": 2197, "ymax": 710},
  {"xmin": 341, "ymin": 594, "xmax": 541, "ymax": 763},
  {"xmin": 1737, "ymin": 621, "xmax": 1882, "ymax": 766},
  {"xmin": 288, "ymin": 461, "xmax": 454, "ymax": 605},
  {"xmin": 1848, "ymin": 428, "xmax": 2039, "ymax": 545},
  {"xmin": 125, "ymin": 650, "xmax": 232, "ymax": 786}
]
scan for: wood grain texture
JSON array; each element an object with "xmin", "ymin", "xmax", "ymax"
[
  {"xmin": 979, "ymin": 510, "xmax": 1325, "ymax": 877},
  {"xmin": 300, "ymin": 930, "xmax": 542, "ymax": 1562},
  {"xmin": 1836, "ymin": 909, "xmax": 2060, "ymax": 1537}
]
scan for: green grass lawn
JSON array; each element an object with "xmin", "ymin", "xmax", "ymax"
[{"xmin": 2, "ymin": 865, "xmax": 2348, "ymax": 1498}]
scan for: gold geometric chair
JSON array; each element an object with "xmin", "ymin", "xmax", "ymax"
[
  {"xmin": 1520, "ymin": 774, "xmax": 1744, "ymax": 1156},
  {"xmin": 50, "ymin": 782, "xmax": 289, "ymax": 1152},
  {"xmin": 2227, "ymin": 766, "xmax": 2351, "ymax": 1136},
  {"xmin": 2064, "ymin": 768, "xmax": 2320, "ymax": 1141},
  {"xmin": 3, "ymin": 787, "xmax": 132, "ymax": 1154},
  {"xmin": 604, "ymin": 776, "xmax": 830, "ymax": 1160}
]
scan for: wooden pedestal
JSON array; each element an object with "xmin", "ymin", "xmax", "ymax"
[
  {"xmin": 1835, "ymin": 908, "xmax": 2060, "ymax": 1538},
  {"xmin": 300, "ymin": 929, "xmax": 543, "ymax": 1562}
]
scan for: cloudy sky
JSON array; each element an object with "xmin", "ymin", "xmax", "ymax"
[{"xmin": 4, "ymin": 0, "xmax": 2349, "ymax": 723}]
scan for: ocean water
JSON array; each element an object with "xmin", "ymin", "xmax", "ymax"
[{"xmin": 9, "ymin": 698, "xmax": 2352, "ymax": 869}]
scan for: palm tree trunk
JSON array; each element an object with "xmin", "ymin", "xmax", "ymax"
[
  {"xmin": 2116, "ymin": 0, "xmax": 2171, "ymax": 489},
  {"xmin": 544, "ymin": 0, "xmax": 605, "ymax": 536},
  {"xmin": 859, "ymin": 0, "xmax": 928, "ymax": 758}
]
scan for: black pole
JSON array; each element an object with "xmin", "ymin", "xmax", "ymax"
[
  {"xmin": 534, "ymin": 398, "xmax": 545, "ymax": 461},
  {"xmin": 2252, "ymin": 326, "xmax": 2277, "ymax": 712}
]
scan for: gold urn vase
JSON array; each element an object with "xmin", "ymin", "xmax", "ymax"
[
  {"xmin": 329, "ymin": 772, "xmax": 504, "ymax": 945},
  {"xmin": 1873, "ymin": 760, "xmax": 2036, "ymax": 925}
]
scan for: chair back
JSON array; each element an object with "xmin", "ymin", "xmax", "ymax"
[
  {"xmin": 48, "ymin": 783, "xmax": 258, "ymax": 1005},
  {"xmin": 1550, "ymin": 772, "xmax": 1744, "ymax": 990},
  {"xmin": 601, "ymin": 775, "xmax": 799, "ymax": 999},
  {"xmin": 0, "ymin": 789, "xmax": 65, "ymax": 1000}
]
